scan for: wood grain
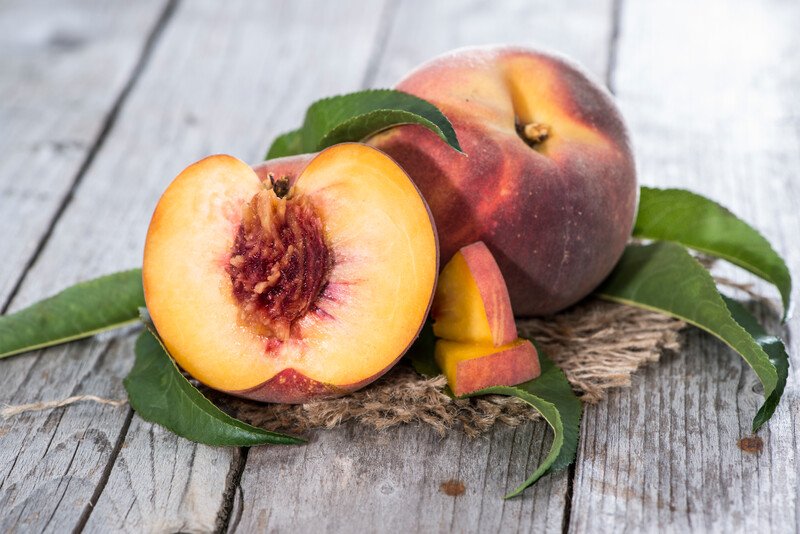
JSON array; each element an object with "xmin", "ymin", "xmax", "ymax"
[
  {"xmin": 567, "ymin": 0, "xmax": 800, "ymax": 531},
  {"xmin": 0, "ymin": 0, "xmax": 167, "ymax": 306},
  {"xmin": 0, "ymin": 2, "xmax": 168, "ymax": 532},
  {"xmin": 231, "ymin": 421, "xmax": 565, "ymax": 532},
  {"xmin": 368, "ymin": 0, "xmax": 615, "ymax": 88},
  {"xmin": 0, "ymin": 335, "xmax": 134, "ymax": 533}
]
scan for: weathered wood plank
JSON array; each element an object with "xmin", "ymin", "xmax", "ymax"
[
  {"xmin": 0, "ymin": 334, "xmax": 134, "ymax": 533},
  {"xmin": 0, "ymin": 0, "xmax": 167, "ymax": 305},
  {"xmin": 83, "ymin": 425, "xmax": 241, "ymax": 533},
  {"xmin": 368, "ymin": 0, "xmax": 615, "ymax": 88},
  {"xmin": 0, "ymin": 2, "xmax": 170, "ymax": 532},
  {"xmin": 568, "ymin": 0, "xmax": 800, "ymax": 531},
  {"xmin": 232, "ymin": 421, "xmax": 564, "ymax": 532},
  {"xmin": 233, "ymin": 1, "xmax": 616, "ymax": 531}
]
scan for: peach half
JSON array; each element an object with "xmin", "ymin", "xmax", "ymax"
[
  {"xmin": 143, "ymin": 144, "xmax": 438, "ymax": 403},
  {"xmin": 432, "ymin": 241, "xmax": 516, "ymax": 346}
]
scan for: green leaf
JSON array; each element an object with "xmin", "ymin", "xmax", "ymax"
[
  {"xmin": 468, "ymin": 350, "xmax": 582, "ymax": 499},
  {"xmin": 723, "ymin": 296, "xmax": 789, "ymax": 431},
  {"xmin": 266, "ymin": 89, "xmax": 462, "ymax": 159},
  {"xmin": 0, "ymin": 269, "xmax": 145, "ymax": 359},
  {"xmin": 125, "ymin": 327, "xmax": 304, "ymax": 447},
  {"xmin": 318, "ymin": 110, "xmax": 452, "ymax": 151},
  {"xmin": 595, "ymin": 242, "xmax": 781, "ymax": 429},
  {"xmin": 634, "ymin": 187, "xmax": 792, "ymax": 319},
  {"xmin": 407, "ymin": 328, "xmax": 582, "ymax": 495},
  {"xmin": 267, "ymin": 129, "xmax": 303, "ymax": 160},
  {"xmin": 406, "ymin": 321, "xmax": 439, "ymax": 378}
]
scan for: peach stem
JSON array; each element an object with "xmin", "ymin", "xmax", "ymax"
[{"xmin": 515, "ymin": 118, "xmax": 550, "ymax": 146}]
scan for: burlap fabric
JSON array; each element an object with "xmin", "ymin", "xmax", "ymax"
[{"xmin": 213, "ymin": 299, "xmax": 685, "ymax": 437}]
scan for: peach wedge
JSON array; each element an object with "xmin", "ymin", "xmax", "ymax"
[
  {"xmin": 143, "ymin": 144, "xmax": 438, "ymax": 403},
  {"xmin": 431, "ymin": 240, "xmax": 541, "ymax": 396},
  {"xmin": 435, "ymin": 339, "xmax": 541, "ymax": 397},
  {"xmin": 432, "ymin": 241, "xmax": 516, "ymax": 346}
]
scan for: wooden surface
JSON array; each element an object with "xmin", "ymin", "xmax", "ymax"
[{"xmin": 0, "ymin": 1, "xmax": 796, "ymax": 532}]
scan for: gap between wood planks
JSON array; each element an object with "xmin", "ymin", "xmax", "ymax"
[
  {"xmin": 605, "ymin": 0, "xmax": 624, "ymax": 93},
  {"xmin": 0, "ymin": 1, "xmax": 179, "ymax": 532},
  {"xmin": 561, "ymin": 1, "xmax": 624, "ymax": 531},
  {"xmin": 71, "ymin": 410, "xmax": 135, "ymax": 534},
  {"xmin": 214, "ymin": 448, "xmax": 249, "ymax": 533},
  {"xmin": 359, "ymin": 0, "xmax": 400, "ymax": 89},
  {"xmin": 0, "ymin": 0, "xmax": 178, "ymax": 317},
  {"xmin": 75, "ymin": 2, "xmax": 179, "ymax": 529}
]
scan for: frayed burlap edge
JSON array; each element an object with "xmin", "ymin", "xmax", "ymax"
[{"xmin": 214, "ymin": 299, "xmax": 685, "ymax": 438}]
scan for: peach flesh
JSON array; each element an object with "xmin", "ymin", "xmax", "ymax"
[
  {"xmin": 435, "ymin": 338, "xmax": 541, "ymax": 397},
  {"xmin": 143, "ymin": 145, "xmax": 438, "ymax": 403},
  {"xmin": 369, "ymin": 46, "xmax": 638, "ymax": 316},
  {"xmin": 228, "ymin": 188, "xmax": 330, "ymax": 340},
  {"xmin": 432, "ymin": 241, "xmax": 517, "ymax": 347}
]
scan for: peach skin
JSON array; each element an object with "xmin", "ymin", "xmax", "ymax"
[{"xmin": 370, "ymin": 46, "xmax": 638, "ymax": 315}]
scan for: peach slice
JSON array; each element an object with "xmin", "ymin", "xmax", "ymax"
[
  {"xmin": 143, "ymin": 144, "xmax": 438, "ymax": 403},
  {"xmin": 432, "ymin": 241, "xmax": 516, "ymax": 346},
  {"xmin": 430, "ymin": 240, "xmax": 540, "ymax": 395},
  {"xmin": 435, "ymin": 339, "xmax": 541, "ymax": 397}
]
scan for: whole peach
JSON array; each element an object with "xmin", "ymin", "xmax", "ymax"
[{"xmin": 370, "ymin": 46, "xmax": 637, "ymax": 316}]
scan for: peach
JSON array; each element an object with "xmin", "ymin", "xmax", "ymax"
[
  {"xmin": 369, "ymin": 46, "xmax": 638, "ymax": 316},
  {"xmin": 435, "ymin": 339, "xmax": 541, "ymax": 397},
  {"xmin": 431, "ymin": 240, "xmax": 540, "ymax": 396},
  {"xmin": 432, "ymin": 241, "xmax": 516, "ymax": 346},
  {"xmin": 143, "ymin": 144, "xmax": 438, "ymax": 403}
]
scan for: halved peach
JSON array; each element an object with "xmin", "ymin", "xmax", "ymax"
[
  {"xmin": 143, "ymin": 144, "xmax": 438, "ymax": 403},
  {"xmin": 432, "ymin": 241, "xmax": 516, "ymax": 346},
  {"xmin": 435, "ymin": 339, "xmax": 541, "ymax": 397}
]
